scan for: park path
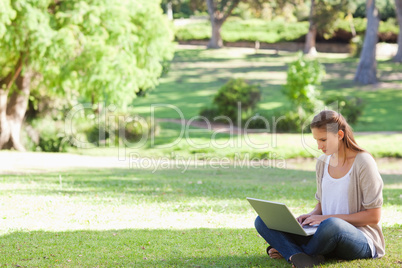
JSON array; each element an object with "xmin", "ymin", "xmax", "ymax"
[
  {"xmin": 0, "ymin": 152, "xmax": 128, "ymax": 174},
  {"xmin": 1, "ymin": 150, "xmax": 401, "ymax": 175}
]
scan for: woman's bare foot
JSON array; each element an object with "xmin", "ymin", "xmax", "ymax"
[{"xmin": 267, "ymin": 247, "xmax": 283, "ymax": 259}]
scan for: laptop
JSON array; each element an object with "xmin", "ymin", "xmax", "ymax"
[{"xmin": 247, "ymin": 197, "xmax": 318, "ymax": 236}]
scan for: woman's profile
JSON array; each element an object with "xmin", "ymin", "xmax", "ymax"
[{"xmin": 254, "ymin": 110, "xmax": 385, "ymax": 268}]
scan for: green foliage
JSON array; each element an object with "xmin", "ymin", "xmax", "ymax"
[
  {"xmin": 175, "ymin": 16, "xmax": 398, "ymax": 44},
  {"xmin": 222, "ymin": 18, "xmax": 309, "ymax": 43},
  {"xmin": 30, "ymin": 117, "xmax": 69, "ymax": 152},
  {"xmin": 175, "ymin": 19, "xmax": 309, "ymax": 43},
  {"xmin": 335, "ymin": 17, "xmax": 399, "ymax": 35},
  {"xmin": 334, "ymin": 17, "xmax": 368, "ymax": 34},
  {"xmin": 160, "ymin": 0, "xmax": 207, "ymax": 18},
  {"xmin": 0, "ymin": 0, "xmax": 16, "ymax": 38},
  {"xmin": 353, "ymin": 0, "xmax": 396, "ymax": 20},
  {"xmin": 245, "ymin": 110, "xmax": 304, "ymax": 133},
  {"xmin": 324, "ymin": 95, "xmax": 366, "ymax": 125},
  {"xmin": 0, "ymin": 0, "xmax": 175, "ymax": 108},
  {"xmin": 213, "ymin": 78, "xmax": 261, "ymax": 123},
  {"xmin": 174, "ymin": 21, "xmax": 211, "ymax": 40},
  {"xmin": 38, "ymin": 133, "xmax": 68, "ymax": 153},
  {"xmin": 278, "ymin": 53, "xmax": 326, "ymax": 132},
  {"xmin": 335, "ymin": 17, "xmax": 398, "ymax": 43},
  {"xmin": 199, "ymin": 105, "xmax": 220, "ymax": 121},
  {"xmin": 313, "ymin": 0, "xmax": 351, "ymax": 38},
  {"xmin": 82, "ymin": 111, "xmax": 158, "ymax": 147},
  {"xmin": 349, "ymin": 35, "xmax": 364, "ymax": 57},
  {"xmin": 379, "ymin": 18, "xmax": 399, "ymax": 35},
  {"xmin": 283, "ymin": 53, "xmax": 325, "ymax": 115}
]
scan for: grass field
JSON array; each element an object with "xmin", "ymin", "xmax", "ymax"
[
  {"xmin": 0, "ymin": 165, "xmax": 401, "ymax": 267},
  {"xmin": 131, "ymin": 46, "xmax": 402, "ymax": 132}
]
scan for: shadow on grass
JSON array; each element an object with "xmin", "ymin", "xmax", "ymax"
[
  {"xmin": 0, "ymin": 166, "xmax": 318, "ymax": 203},
  {"xmin": 1, "ymin": 226, "xmax": 401, "ymax": 267},
  {"xmin": 1, "ymin": 167, "xmax": 401, "ymax": 207}
]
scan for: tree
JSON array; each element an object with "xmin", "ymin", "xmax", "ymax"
[
  {"xmin": 394, "ymin": 0, "xmax": 402, "ymax": 61},
  {"xmin": 0, "ymin": 0, "xmax": 174, "ymax": 151},
  {"xmin": 305, "ymin": 0, "xmax": 317, "ymax": 55},
  {"xmin": 206, "ymin": 0, "xmax": 241, "ymax": 48},
  {"xmin": 354, "ymin": 0, "xmax": 379, "ymax": 84},
  {"xmin": 304, "ymin": 0, "xmax": 351, "ymax": 55}
]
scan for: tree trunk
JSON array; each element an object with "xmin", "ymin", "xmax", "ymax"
[
  {"xmin": 304, "ymin": 27, "xmax": 317, "ymax": 55},
  {"xmin": 354, "ymin": 0, "xmax": 379, "ymax": 84},
  {"xmin": 167, "ymin": 1, "xmax": 173, "ymax": 21},
  {"xmin": 0, "ymin": 56, "xmax": 24, "ymax": 150},
  {"xmin": 0, "ymin": 89, "xmax": 11, "ymax": 149},
  {"xmin": 208, "ymin": 19, "xmax": 224, "ymax": 49},
  {"xmin": 4, "ymin": 70, "xmax": 33, "ymax": 151},
  {"xmin": 394, "ymin": 0, "xmax": 402, "ymax": 62},
  {"xmin": 206, "ymin": 0, "xmax": 240, "ymax": 49},
  {"xmin": 304, "ymin": 0, "xmax": 317, "ymax": 55}
]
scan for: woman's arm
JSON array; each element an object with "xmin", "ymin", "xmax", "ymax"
[{"xmin": 301, "ymin": 207, "xmax": 381, "ymax": 227}]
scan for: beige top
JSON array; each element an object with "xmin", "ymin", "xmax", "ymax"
[{"xmin": 315, "ymin": 152, "xmax": 385, "ymax": 258}]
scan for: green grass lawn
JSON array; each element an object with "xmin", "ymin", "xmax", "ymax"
[
  {"xmin": 0, "ymin": 165, "xmax": 401, "ymax": 267},
  {"xmin": 131, "ymin": 46, "xmax": 402, "ymax": 132}
]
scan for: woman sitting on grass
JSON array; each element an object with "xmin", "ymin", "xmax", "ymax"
[{"xmin": 254, "ymin": 110, "xmax": 385, "ymax": 268}]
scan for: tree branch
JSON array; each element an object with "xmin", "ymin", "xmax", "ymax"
[
  {"xmin": 207, "ymin": 0, "xmax": 240, "ymax": 24},
  {"xmin": 0, "ymin": 54, "xmax": 24, "ymax": 90},
  {"xmin": 221, "ymin": 0, "xmax": 240, "ymax": 22}
]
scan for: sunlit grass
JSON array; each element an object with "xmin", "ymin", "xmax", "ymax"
[
  {"xmin": 0, "ymin": 164, "xmax": 401, "ymax": 267},
  {"xmin": 1, "ymin": 166, "xmax": 400, "ymax": 232}
]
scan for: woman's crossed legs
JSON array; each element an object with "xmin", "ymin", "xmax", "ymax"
[{"xmin": 254, "ymin": 216, "xmax": 372, "ymax": 263}]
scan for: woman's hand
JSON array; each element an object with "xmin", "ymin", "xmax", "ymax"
[
  {"xmin": 300, "ymin": 215, "xmax": 329, "ymax": 226},
  {"xmin": 297, "ymin": 203, "xmax": 324, "ymax": 225},
  {"xmin": 296, "ymin": 214, "xmax": 311, "ymax": 224}
]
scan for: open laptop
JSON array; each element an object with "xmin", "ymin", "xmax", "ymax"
[{"xmin": 247, "ymin": 197, "xmax": 318, "ymax": 236}]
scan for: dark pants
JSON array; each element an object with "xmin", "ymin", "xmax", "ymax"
[{"xmin": 254, "ymin": 216, "xmax": 373, "ymax": 262}]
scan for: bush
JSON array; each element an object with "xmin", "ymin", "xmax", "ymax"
[
  {"xmin": 245, "ymin": 110, "xmax": 304, "ymax": 133},
  {"xmin": 222, "ymin": 19, "xmax": 308, "ymax": 43},
  {"xmin": 199, "ymin": 106, "xmax": 220, "ymax": 122},
  {"xmin": 324, "ymin": 96, "xmax": 366, "ymax": 125},
  {"xmin": 283, "ymin": 53, "xmax": 325, "ymax": 116},
  {"xmin": 174, "ymin": 19, "xmax": 309, "ymax": 43},
  {"xmin": 174, "ymin": 21, "xmax": 210, "ymax": 41},
  {"xmin": 174, "ymin": 17, "xmax": 398, "ymax": 44},
  {"xmin": 123, "ymin": 116, "xmax": 157, "ymax": 144},
  {"xmin": 213, "ymin": 78, "xmax": 261, "ymax": 124},
  {"xmin": 30, "ymin": 117, "xmax": 69, "ymax": 152},
  {"xmin": 39, "ymin": 133, "xmax": 68, "ymax": 153},
  {"xmin": 84, "ymin": 112, "xmax": 158, "ymax": 146},
  {"xmin": 353, "ymin": 0, "xmax": 396, "ymax": 21},
  {"xmin": 350, "ymin": 35, "xmax": 364, "ymax": 57}
]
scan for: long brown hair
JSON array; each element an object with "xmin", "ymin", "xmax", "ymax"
[{"xmin": 310, "ymin": 110, "xmax": 365, "ymax": 163}]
